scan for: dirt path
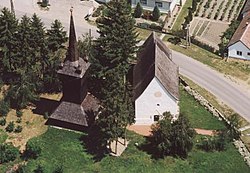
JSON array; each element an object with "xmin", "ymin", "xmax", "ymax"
[{"xmin": 128, "ymin": 125, "xmax": 215, "ymax": 136}]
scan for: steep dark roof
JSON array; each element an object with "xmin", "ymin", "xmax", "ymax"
[
  {"xmin": 58, "ymin": 8, "xmax": 90, "ymax": 78},
  {"xmin": 133, "ymin": 32, "xmax": 179, "ymax": 101},
  {"xmin": 241, "ymin": 0, "xmax": 250, "ymax": 15},
  {"xmin": 50, "ymin": 94, "xmax": 99, "ymax": 127},
  {"xmin": 228, "ymin": 12, "xmax": 250, "ymax": 48},
  {"xmin": 67, "ymin": 8, "xmax": 79, "ymax": 62},
  {"xmin": 58, "ymin": 58, "xmax": 90, "ymax": 78}
]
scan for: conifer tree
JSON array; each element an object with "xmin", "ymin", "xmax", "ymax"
[
  {"xmin": 152, "ymin": 6, "xmax": 160, "ymax": 21},
  {"xmin": 133, "ymin": 2, "xmax": 143, "ymax": 18},
  {"xmin": 0, "ymin": 7, "xmax": 18, "ymax": 72},
  {"xmin": 14, "ymin": 15, "xmax": 34, "ymax": 72},
  {"xmin": 90, "ymin": 0, "xmax": 138, "ymax": 152},
  {"xmin": 30, "ymin": 14, "xmax": 47, "ymax": 84},
  {"xmin": 47, "ymin": 19, "xmax": 67, "ymax": 52},
  {"xmin": 43, "ymin": 19, "xmax": 67, "ymax": 92},
  {"xmin": 78, "ymin": 33, "xmax": 92, "ymax": 58}
]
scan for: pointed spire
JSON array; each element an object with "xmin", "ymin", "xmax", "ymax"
[
  {"xmin": 67, "ymin": 7, "xmax": 79, "ymax": 64},
  {"xmin": 10, "ymin": 0, "xmax": 15, "ymax": 15}
]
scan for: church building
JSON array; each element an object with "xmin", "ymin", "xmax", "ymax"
[
  {"xmin": 133, "ymin": 32, "xmax": 179, "ymax": 125},
  {"xmin": 48, "ymin": 9, "xmax": 99, "ymax": 131}
]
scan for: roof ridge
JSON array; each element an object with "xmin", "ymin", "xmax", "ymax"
[{"xmin": 241, "ymin": 22, "xmax": 250, "ymax": 44}]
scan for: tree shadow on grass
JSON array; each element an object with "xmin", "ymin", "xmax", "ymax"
[
  {"xmin": 138, "ymin": 136, "xmax": 164, "ymax": 160},
  {"xmin": 79, "ymin": 124, "xmax": 109, "ymax": 162}
]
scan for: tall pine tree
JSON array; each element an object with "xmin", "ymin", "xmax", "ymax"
[
  {"xmin": 90, "ymin": 0, "xmax": 138, "ymax": 152},
  {"xmin": 0, "ymin": 7, "xmax": 18, "ymax": 73},
  {"xmin": 43, "ymin": 19, "xmax": 67, "ymax": 92},
  {"xmin": 47, "ymin": 19, "xmax": 67, "ymax": 52}
]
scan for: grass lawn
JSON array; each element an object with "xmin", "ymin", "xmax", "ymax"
[
  {"xmin": 163, "ymin": 34, "xmax": 250, "ymax": 84},
  {"xmin": 21, "ymin": 127, "xmax": 250, "ymax": 173},
  {"xmin": 135, "ymin": 28, "xmax": 162, "ymax": 40},
  {"xmin": 181, "ymin": 76, "xmax": 250, "ymax": 127},
  {"xmin": 180, "ymin": 87, "xmax": 226, "ymax": 130},
  {"xmin": 0, "ymin": 129, "xmax": 7, "ymax": 144},
  {"xmin": 172, "ymin": 0, "xmax": 193, "ymax": 31}
]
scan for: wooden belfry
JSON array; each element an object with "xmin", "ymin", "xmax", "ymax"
[{"xmin": 48, "ymin": 8, "xmax": 99, "ymax": 131}]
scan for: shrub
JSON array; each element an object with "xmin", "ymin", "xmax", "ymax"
[
  {"xmin": 151, "ymin": 113, "xmax": 196, "ymax": 158},
  {"xmin": 190, "ymin": 37, "xmax": 218, "ymax": 54},
  {"xmin": 16, "ymin": 110, "xmax": 23, "ymax": 117},
  {"xmin": 0, "ymin": 118, "xmax": 6, "ymax": 126},
  {"xmin": 149, "ymin": 23, "xmax": 162, "ymax": 31},
  {"xmin": 142, "ymin": 10, "xmax": 151, "ymax": 20},
  {"xmin": 198, "ymin": 136, "xmax": 215, "ymax": 151},
  {"xmin": 133, "ymin": 2, "xmax": 143, "ymax": 18},
  {"xmin": 16, "ymin": 117, "xmax": 22, "ymax": 123},
  {"xmin": 34, "ymin": 164, "xmax": 44, "ymax": 173},
  {"xmin": 198, "ymin": 131, "xmax": 227, "ymax": 152},
  {"xmin": 23, "ymin": 140, "xmax": 41, "ymax": 159},
  {"xmin": 15, "ymin": 164, "xmax": 26, "ymax": 173},
  {"xmin": 15, "ymin": 125, "xmax": 23, "ymax": 133},
  {"xmin": 168, "ymin": 37, "xmax": 181, "ymax": 45},
  {"xmin": 152, "ymin": 6, "xmax": 160, "ymax": 21},
  {"xmin": 53, "ymin": 165, "xmax": 63, "ymax": 173},
  {"xmin": 0, "ymin": 100, "xmax": 10, "ymax": 116},
  {"xmin": 92, "ymin": 7, "xmax": 101, "ymax": 17},
  {"xmin": 5, "ymin": 121, "xmax": 15, "ymax": 132},
  {"xmin": 0, "ymin": 143, "xmax": 19, "ymax": 163}
]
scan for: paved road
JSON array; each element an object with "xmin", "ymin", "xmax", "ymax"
[
  {"xmin": 172, "ymin": 51, "xmax": 250, "ymax": 122},
  {"xmin": 0, "ymin": 0, "xmax": 99, "ymax": 38}
]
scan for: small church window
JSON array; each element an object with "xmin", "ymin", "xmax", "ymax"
[
  {"xmin": 154, "ymin": 115, "xmax": 160, "ymax": 121},
  {"xmin": 248, "ymin": 52, "xmax": 250, "ymax": 56},
  {"xmin": 155, "ymin": 2, "xmax": 163, "ymax": 8},
  {"xmin": 237, "ymin": 51, "xmax": 242, "ymax": 56},
  {"xmin": 140, "ymin": 0, "xmax": 147, "ymax": 5}
]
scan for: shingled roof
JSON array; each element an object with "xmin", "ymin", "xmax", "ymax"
[
  {"xmin": 50, "ymin": 94, "xmax": 99, "ymax": 127},
  {"xmin": 241, "ymin": 0, "xmax": 250, "ymax": 16},
  {"xmin": 227, "ymin": 12, "xmax": 250, "ymax": 48},
  {"xmin": 133, "ymin": 32, "xmax": 179, "ymax": 101}
]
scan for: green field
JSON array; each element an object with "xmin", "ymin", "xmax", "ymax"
[
  {"xmin": 180, "ymin": 87, "xmax": 226, "ymax": 130},
  {"xmin": 21, "ymin": 127, "xmax": 250, "ymax": 173}
]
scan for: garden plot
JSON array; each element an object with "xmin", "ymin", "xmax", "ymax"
[
  {"xmin": 190, "ymin": 18, "xmax": 229, "ymax": 49},
  {"xmin": 190, "ymin": 0, "xmax": 245, "ymax": 49}
]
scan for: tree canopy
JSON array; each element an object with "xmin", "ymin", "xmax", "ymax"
[
  {"xmin": 90, "ymin": 0, "xmax": 138, "ymax": 152},
  {"xmin": 151, "ymin": 112, "xmax": 196, "ymax": 158},
  {"xmin": 0, "ymin": 8, "xmax": 68, "ymax": 110}
]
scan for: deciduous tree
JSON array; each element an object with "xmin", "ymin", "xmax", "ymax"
[{"xmin": 151, "ymin": 112, "xmax": 196, "ymax": 158}]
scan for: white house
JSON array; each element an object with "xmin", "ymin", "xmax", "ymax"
[
  {"xmin": 133, "ymin": 32, "xmax": 179, "ymax": 125},
  {"xmin": 227, "ymin": 12, "xmax": 250, "ymax": 60},
  {"xmin": 131, "ymin": 0, "xmax": 178, "ymax": 13}
]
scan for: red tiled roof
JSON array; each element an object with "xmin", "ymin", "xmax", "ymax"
[{"xmin": 228, "ymin": 12, "xmax": 250, "ymax": 49}]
